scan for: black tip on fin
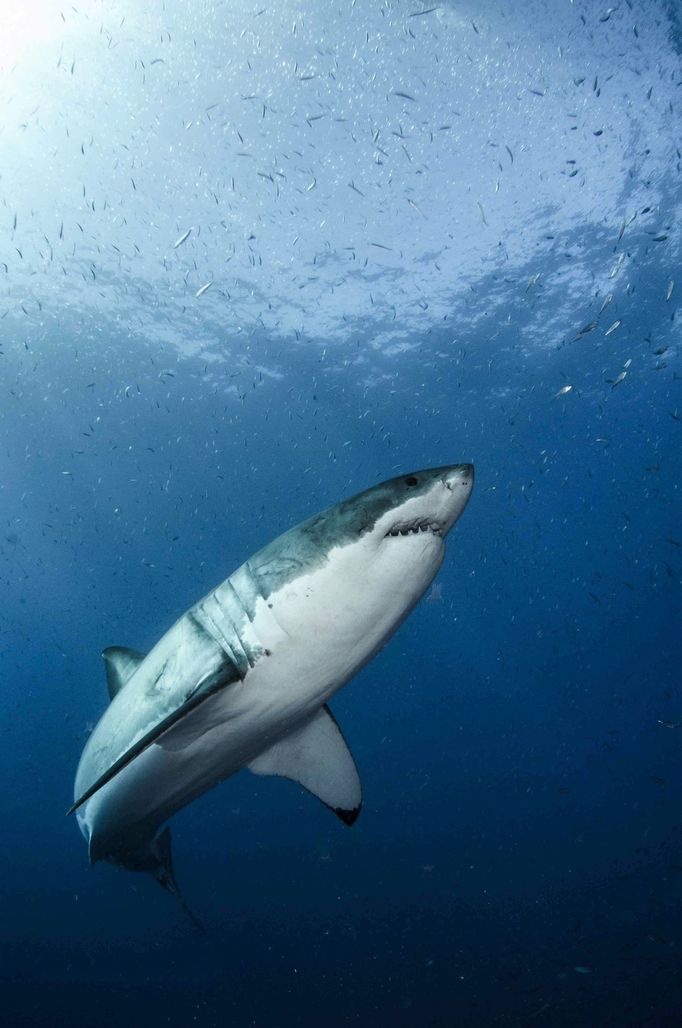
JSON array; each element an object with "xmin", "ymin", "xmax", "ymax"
[
  {"xmin": 154, "ymin": 827, "xmax": 206, "ymax": 934},
  {"xmin": 335, "ymin": 803, "xmax": 361, "ymax": 827}
]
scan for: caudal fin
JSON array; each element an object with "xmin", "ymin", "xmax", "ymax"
[{"xmin": 154, "ymin": 827, "xmax": 206, "ymax": 934}]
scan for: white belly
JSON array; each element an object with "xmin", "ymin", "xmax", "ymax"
[
  {"xmin": 79, "ymin": 610, "xmax": 360, "ymax": 851},
  {"xmin": 79, "ymin": 533, "xmax": 442, "ymax": 855}
]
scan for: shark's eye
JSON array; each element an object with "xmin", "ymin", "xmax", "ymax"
[{"xmin": 404, "ymin": 476, "xmax": 418, "ymax": 487}]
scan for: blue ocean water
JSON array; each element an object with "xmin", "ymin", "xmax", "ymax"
[{"xmin": 0, "ymin": 0, "xmax": 680, "ymax": 1024}]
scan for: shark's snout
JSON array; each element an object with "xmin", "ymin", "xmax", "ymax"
[
  {"xmin": 441, "ymin": 463, "xmax": 474, "ymax": 533},
  {"xmin": 444, "ymin": 463, "xmax": 474, "ymax": 488}
]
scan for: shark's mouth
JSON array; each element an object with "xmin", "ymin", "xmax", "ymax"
[{"xmin": 386, "ymin": 518, "xmax": 442, "ymax": 538}]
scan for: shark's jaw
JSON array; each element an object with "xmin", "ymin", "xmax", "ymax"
[
  {"xmin": 385, "ymin": 519, "xmax": 443, "ymax": 538},
  {"xmin": 370, "ymin": 463, "xmax": 473, "ymax": 547}
]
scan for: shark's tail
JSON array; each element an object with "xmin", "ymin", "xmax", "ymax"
[{"xmin": 153, "ymin": 827, "xmax": 206, "ymax": 934}]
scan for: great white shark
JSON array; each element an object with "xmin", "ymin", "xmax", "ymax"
[{"xmin": 70, "ymin": 464, "xmax": 474, "ymax": 919}]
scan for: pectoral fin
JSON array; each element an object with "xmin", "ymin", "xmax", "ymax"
[
  {"xmin": 102, "ymin": 646, "xmax": 146, "ymax": 700},
  {"xmin": 248, "ymin": 705, "xmax": 362, "ymax": 826},
  {"xmin": 67, "ymin": 668, "xmax": 234, "ymax": 816}
]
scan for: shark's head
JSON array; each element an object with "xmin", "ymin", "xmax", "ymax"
[
  {"xmin": 351, "ymin": 463, "xmax": 474, "ymax": 547},
  {"xmin": 334, "ymin": 463, "xmax": 474, "ymax": 595},
  {"xmin": 249, "ymin": 464, "xmax": 473, "ymax": 633}
]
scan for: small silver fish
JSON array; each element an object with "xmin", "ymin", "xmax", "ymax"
[
  {"xmin": 599, "ymin": 293, "xmax": 613, "ymax": 313},
  {"xmin": 526, "ymin": 273, "xmax": 540, "ymax": 292},
  {"xmin": 575, "ymin": 321, "xmax": 598, "ymax": 340},
  {"xmin": 610, "ymin": 254, "xmax": 625, "ymax": 278},
  {"xmin": 611, "ymin": 370, "xmax": 627, "ymax": 388},
  {"xmin": 666, "ymin": 280, "xmax": 674, "ymax": 301},
  {"xmin": 554, "ymin": 384, "xmax": 573, "ymax": 398},
  {"xmin": 195, "ymin": 281, "xmax": 212, "ymax": 298},
  {"xmin": 604, "ymin": 320, "xmax": 621, "ymax": 337},
  {"xmin": 173, "ymin": 228, "xmax": 192, "ymax": 249}
]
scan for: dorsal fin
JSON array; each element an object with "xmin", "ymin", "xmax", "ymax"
[
  {"xmin": 102, "ymin": 646, "xmax": 146, "ymax": 700},
  {"xmin": 68, "ymin": 666, "xmax": 236, "ymax": 815}
]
